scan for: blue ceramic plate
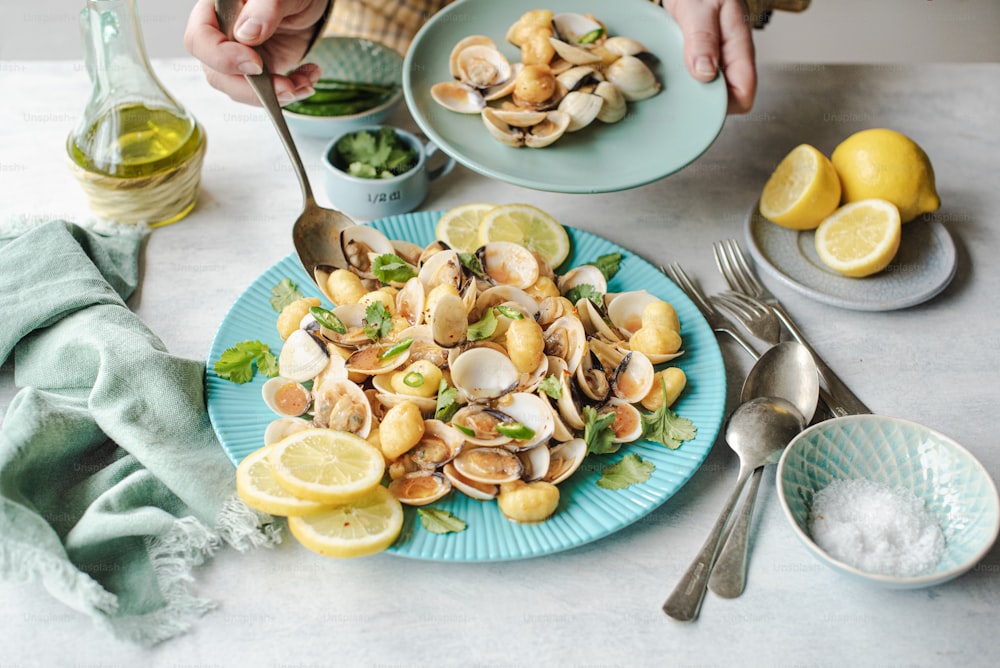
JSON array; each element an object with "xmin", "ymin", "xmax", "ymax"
[
  {"xmin": 778, "ymin": 415, "xmax": 999, "ymax": 589},
  {"xmin": 402, "ymin": 0, "xmax": 727, "ymax": 193},
  {"xmin": 206, "ymin": 211, "xmax": 726, "ymax": 561},
  {"xmin": 745, "ymin": 203, "xmax": 957, "ymax": 311}
]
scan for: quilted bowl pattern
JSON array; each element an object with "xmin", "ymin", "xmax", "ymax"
[{"xmin": 777, "ymin": 415, "xmax": 999, "ymax": 588}]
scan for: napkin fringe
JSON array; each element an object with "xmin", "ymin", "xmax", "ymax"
[{"xmin": 216, "ymin": 494, "xmax": 283, "ymax": 551}]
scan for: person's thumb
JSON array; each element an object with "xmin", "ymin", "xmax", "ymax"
[
  {"xmin": 233, "ymin": 0, "xmax": 286, "ymax": 45},
  {"xmin": 680, "ymin": 10, "xmax": 723, "ymax": 82}
]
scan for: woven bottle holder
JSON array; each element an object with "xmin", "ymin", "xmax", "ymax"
[{"xmin": 68, "ymin": 131, "xmax": 207, "ymax": 227}]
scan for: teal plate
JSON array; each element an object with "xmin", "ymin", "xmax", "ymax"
[
  {"xmin": 402, "ymin": 0, "xmax": 728, "ymax": 193},
  {"xmin": 206, "ymin": 211, "xmax": 726, "ymax": 561}
]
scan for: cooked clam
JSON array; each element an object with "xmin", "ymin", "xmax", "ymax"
[
  {"xmin": 442, "ymin": 462, "xmax": 498, "ymax": 500},
  {"xmin": 341, "ymin": 225, "xmax": 394, "ymax": 279},
  {"xmin": 493, "ymin": 392, "xmax": 555, "ymax": 451},
  {"xmin": 263, "ymin": 416, "xmax": 312, "ymax": 447},
  {"xmin": 261, "ymin": 376, "xmax": 311, "ymax": 417},
  {"xmin": 278, "ymin": 329, "xmax": 330, "ymax": 382},
  {"xmin": 606, "ymin": 55, "xmax": 661, "ymax": 101},
  {"xmin": 451, "ymin": 446, "xmax": 524, "ymax": 485},
  {"xmin": 450, "ymin": 346, "xmax": 520, "ymax": 401},
  {"xmin": 544, "ymin": 438, "xmax": 588, "ymax": 484},
  {"xmin": 558, "ymin": 91, "xmax": 603, "ymax": 132},
  {"xmin": 311, "ymin": 377, "xmax": 373, "ymax": 437},
  {"xmin": 479, "ymin": 241, "xmax": 540, "ymax": 289},
  {"xmin": 388, "ymin": 471, "xmax": 452, "ymax": 506}
]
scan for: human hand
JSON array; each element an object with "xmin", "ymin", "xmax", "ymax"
[
  {"xmin": 661, "ymin": 0, "xmax": 757, "ymax": 113},
  {"xmin": 184, "ymin": 0, "xmax": 329, "ymax": 106}
]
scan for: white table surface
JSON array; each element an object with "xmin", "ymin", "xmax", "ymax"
[{"xmin": 2, "ymin": 59, "xmax": 998, "ymax": 667}]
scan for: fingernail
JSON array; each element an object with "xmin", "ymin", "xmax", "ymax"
[
  {"xmin": 277, "ymin": 91, "xmax": 297, "ymax": 105},
  {"xmin": 237, "ymin": 59, "xmax": 263, "ymax": 75},
  {"xmin": 235, "ymin": 18, "xmax": 263, "ymax": 42},
  {"xmin": 695, "ymin": 56, "xmax": 716, "ymax": 77}
]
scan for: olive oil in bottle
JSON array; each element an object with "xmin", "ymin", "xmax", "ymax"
[{"xmin": 67, "ymin": 0, "xmax": 206, "ymax": 226}]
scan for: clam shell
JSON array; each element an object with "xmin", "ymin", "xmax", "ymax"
[
  {"xmin": 278, "ymin": 329, "xmax": 330, "ymax": 382},
  {"xmin": 261, "ymin": 376, "xmax": 312, "ymax": 417},
  {"xmin": 544, "ymin": 438, "xmax": 588, "ymax": 484},
  {"xmin": 451, "ymin": 447, "xmax": 524, "ymax": 484},
  {"xmin": 388, "ymin": 471, "xmax": 452, "ymax": 506},
  {"xmin": 450, "ymin": 346, "xmax": 520, "ymax": 401}
]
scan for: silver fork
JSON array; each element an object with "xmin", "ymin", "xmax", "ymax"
[
  {"xmin": 661, "ymin": 263, "xmax": 763, "ymax": 359},
  {"xmin": 713, "ymin": 239, "xmax": 872, "ymax": 417}
]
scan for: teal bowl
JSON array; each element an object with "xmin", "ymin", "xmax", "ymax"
[
  {"xmin": 283, "ymin": 37, "xmax": 404, "ymax": 139},
  {"xmin": 777, "ymin": 415, "xmax": 999, "ymax": 589}
]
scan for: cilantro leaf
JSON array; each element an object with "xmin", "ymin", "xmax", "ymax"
[
  {"xmin": 269, "ymin": 278, "xmax": 304, "ymax": 312},
  {"xmin": 597, "ymin": 453, "xmax": 655, "ymax": 490},
  {"xmin": 641, "ymin": 377, "xmax": 697, "ymax": 449},
  {"xmin": 467, "ymin": 306, "xmax": 499, "ymax": 341},
  {"xmin": 363, "ymin": 302, "xmax": 393, "ymax": 341},
  {"xmin": 537, "ymin": 374, "xmax": 562, "ymax": 400},
  {"xmin": 458, "ymin": 252, "xmax": 485, "ymax": 278},
  {"xmin": 371, "ymin": 253, "xmax": 416, "ymax": 286},
  {"xmin": 588, "ymin": 252, "xmax": 622, "ymax": 281},
  {"xmin": 418, "ymin": 508, "xmax": 467, "ymax": 534},
  {"xmin": 335, "ymin": 128, "xmax": 417, "ymax": 180},
  {"xmin": 434, "ymin": 379, "xmax": 461, "ymax": 422},
  {"xmin": 564, "ymin": 283, "xmax": 603, "ymax": 306},
  {"xmin": 583, "ymin": 405, "xmax": 618, "ymax": 455},
  {"xmin": 213, "ymin": 340, "xmax": 277, "ymax": 384}
]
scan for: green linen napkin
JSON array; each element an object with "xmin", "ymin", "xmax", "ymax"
[{"xmin": 0, "ymin": 220, "xmax": 279, "ymax": 646}]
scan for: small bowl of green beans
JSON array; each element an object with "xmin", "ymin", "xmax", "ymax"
[{"xmin": 282, "ymin": 37, "xmax": 404, "ymax": 138}]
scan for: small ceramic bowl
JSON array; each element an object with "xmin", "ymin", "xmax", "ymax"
[
  {"xmin": 777, "ymin": 414, "xmax": 999, "ymax": 589},
  {"xmin": 283, "ymin": 37, "xmax": 404, "ymax": 139}
]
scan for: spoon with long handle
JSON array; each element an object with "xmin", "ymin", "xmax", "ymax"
[
  {"xmin": 663, "ymin": 395, "xmax": 807, "ymax": 621},
  {"xmin": 708, "ymin": 341, "xmax": 819, "ymax": 599},
  {"xmin": 215, "ymin": 0, "xmax": 352, "ymax": 282}
]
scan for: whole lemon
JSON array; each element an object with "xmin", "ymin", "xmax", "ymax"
[{"xmin": 831, "ymin": 129, "xmax": 940, "ymax": 223}]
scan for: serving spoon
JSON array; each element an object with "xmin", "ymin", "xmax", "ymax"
[
  {"xmin": 662, "ymin": 350, "xmax": 813, "ymax": 621},
  {"xmin": 708, "ymin": 341, "xmax": 819, "ymax": 599},
  {"xmin": 215, "ymin": 0, "xmax": 352, "ymax": 283}
]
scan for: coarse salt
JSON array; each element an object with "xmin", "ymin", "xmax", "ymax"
[{"xmin": 808, "ymin": 478, "xmax": 945, "ymax": 577}]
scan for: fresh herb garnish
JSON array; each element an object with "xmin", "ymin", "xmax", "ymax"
[
  {"xmin": 538, "ymin": 374, "xmax": 562, "ymax": 400},
  {"xmin": 583, "ymin": 405, "xmax": 618, "ymax": 455},
  {"xmin": 467, "ymin": 305, "xmax": 525, "ymax": 341},
  {"xmin": 588, "ymin": 252, "xmax": 622, "ymax": 281},
  {"xmin": 334, "ymin": 127, "xmax": 417, "ymax": 179},
  {"xmin": 371, "ymin": 253, "xmax": 416, "ymax": 286},
  {"xmin": 269, "ymin": 278, "xmax": 304, "ymax": 312},
  {"xmin": 641, "ymin": 377, "xmax": 697, "ymax": 449},
  {"xmin": 564, "ymin": 283, "xmax": 603, "ymax": 307},
  {"xmin": 458, "ymin": 252, "xmax": 485, "ymax": 278},
  {"xmin": 213, "ymin": 340, "xmax": 278, "ymax": 384},
  {"xmin": 363, "ymin": 302, "xmax": 394, "ymax": 341},
  {"xmin": 418, "ymin": 508, "xmax": 467, "ymax": 534},
  {"xmin": 434, "ymin": 379, "xmax": 460, "ymax": 422},
  {"xmin": 597, "ymin": 453, "xmax": 655, "ymax": 490}
]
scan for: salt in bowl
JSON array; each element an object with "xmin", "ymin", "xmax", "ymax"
[{"xmin": 777, "ymin": 414, "xmax": 999, "ymax": 589}]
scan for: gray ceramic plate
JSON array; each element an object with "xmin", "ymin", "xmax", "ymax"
[
  {"xmin": 745, "ymin": 203, "xmax": 957, "ymax": 311},
  {"xmin": 402, "ymin": 0, "xmax": 727, "ymax": 193}
]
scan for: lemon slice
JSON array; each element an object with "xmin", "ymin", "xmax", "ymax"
[
  {"xmin": 814, "ymin": 199, "xmax": 902, "ymax": 277},
  {"xmin": 436, "ymin": 202, "xmax": 496, "ymax": 252},
  {"xmin": 267, "ymin": 428, "xmax": 386, "ymax": 504},
  {"xmin": 236, "ymin": 445, "xmax": 331, "ymax": 517},
  {"xmin": 759, "ymin": 144, "xmax": 842, "ymax": 230},
  {"xmin": 477, "ymin": 203, "xmax": 571, "ymax": 268},
  {"xmin": 288, "ymin": 485, "xmax": 404, "ymax": 558}
]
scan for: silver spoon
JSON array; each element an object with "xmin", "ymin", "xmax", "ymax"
[
  {"xmin": 708, "ymin": 341, "xmax": 819, "ymax": 599},
  {"xmin": 215, "ymin": 0, "xmax": 352, "ymax": 284},
  {"xmin": 662, "ymin": 395, "xmax": 807, "ymax": 622}
]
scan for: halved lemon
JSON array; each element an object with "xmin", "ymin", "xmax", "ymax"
[
  {"xmin": 814, "ymin": 199, "xmax": 902, "ymax": 277},
  {"xmin": 288, "ymin": 485, "xmax": 404, "ymax": 558},
  {"xmin": 759, "ymin": 144, "xmax": 842, "ymax": 230},
  {"xmin": 436, "ymin": 202, "xmax": 496, "ymax": 252},
  {"xmin": 267, "ymin": 428, "xmax": 385, "ymax": 504},
  {"xmin": 236, "ymin": 445, "xmax": 331, "ymax": 517},
  {"xmin": 478, "ymin": 203, "xmax": 571, "ymax": 268}
]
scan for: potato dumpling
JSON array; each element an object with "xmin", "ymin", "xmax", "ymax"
[
  {"xmin": 497, "ymin": 480, "xmax": 560, "ymax": 523},
  {"xmin": 641, "ymin": 367, "xmax": 687, "ymax": 412},
  {"xmin": 641, "ymin": 300, "xmax": 680, "ymax": 332},
  {"xmin": 513, "ymin": 64, "xmax": 557, "ymax": 106},
  {"xmin": 505, "ymin": 318, "xmax": 545, "ymax": 373},
  {"xmin": 325, "ymin": 269, "xmax": 367, "ymax": 305},
  {"xmin": 520, "ymin": 31, "xmax": 556, "ymax": 66},
  {"xmin": 505, "ymin": 9, "xmax": 554, "ymax": 46},
  {"xmin": 378, "ymin": 401, "xmax": 426, "ymax": 460},
  {"xmin": 390, "ymin": 360, "xmax": 443, "ymax": 398},
  {"xmin": 629, "ymin": 326, "xmax": 682, "ymax": 357},
  {"xmin": 276, "ymin": 297, "xmax": 321, "ymax": 340},
  {"xmin": 360, "ymin": 288, "xmax": 397, "ymax": 315}
]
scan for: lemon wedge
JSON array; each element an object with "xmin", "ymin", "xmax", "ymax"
[
  {"xmin": 759, "ymin": 144, "xmax": 842, "ymax": 230},
  {"xmin": 267, "ymin": 428, "xmax": 386, "ymax": 504},
  {"xmin": 831, "ymin": 128, "xmax": 940, "ymax": 223},
  {"xmin": 236, "ymin": 445, "xmax": 331, "ymax": 517},
  {"xmin": 435, "ymin": 202, "xmax": 496, "ymax": 252},
  {"xmin": 478, "ymin": 203, "xmax": 570, "ymax": 268},
  {"xmin": 288, "ymin": 485, "xmax": 404, "ymax": 558},
  {"xmin": 814, "ymin": 199, "xmax": 902, "ymax": 277}
]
